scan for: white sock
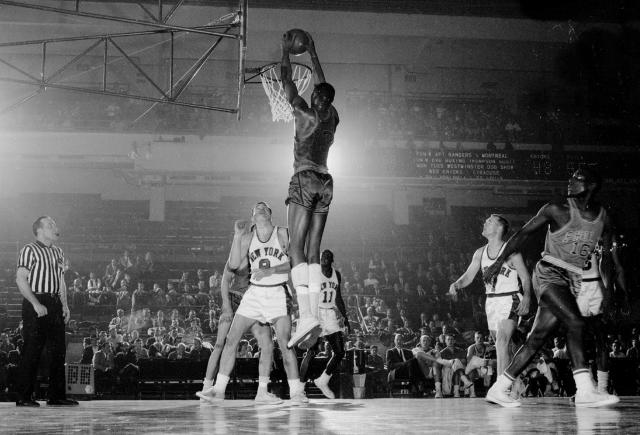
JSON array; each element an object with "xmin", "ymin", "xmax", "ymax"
[
  {"xmin": 288, "ymin": 379, "xmax": 303, "ymax": 395},
  {"xmin": 573, "ymin": 370, "xmax": 594, "ymax": 392},
  {"xmin": 318, "ymin": 371, "xmax": 331, "ymax": 383},
  {"xmin": 291, "ymin": 263, "xmax": 310, "ymax": 319},
  {"xmin": 308, "ymin": 263, "xmax": 321, "ymax": 317},
  {"xmin": 258, "ymin": 376, "xmax": 269, "ymax": 392},
  {"xmin": 203, "ymin": 378, "xmax": 214, "ymax": 389},
  {"xmin": 214, "ymin": 373, "xmax": 230, "ymax": 394},
  {"xmin": 597, "ymin": 370, "xmax": 609, "ymax": 393},
  {"xmin": 495, "ymin": 374, "xmax": 513, "ymax": 391}
]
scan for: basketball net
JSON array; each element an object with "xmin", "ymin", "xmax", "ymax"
[{"xmin": 259, "ymin": 62, "xmax": 312, "ymax": 122}]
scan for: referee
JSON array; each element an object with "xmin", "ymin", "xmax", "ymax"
[{"xmin": 15, "ymin": 216, "xmax": 78, "ymax": 407}]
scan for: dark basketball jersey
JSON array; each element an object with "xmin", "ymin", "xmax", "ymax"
[{"xmin": 293, "ymin": 106, "xmax": 339, "ymax": 174}]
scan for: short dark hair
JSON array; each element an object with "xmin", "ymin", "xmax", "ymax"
[
  {"xmin": 32, "ymin": 216, "xmax": 49, "ymax": 236},
  {"xmin": 491, "ymin": 214, "xmax": 510, "ymax": 236},
  {"xmin": 577, "ymin": 165, "xmax": 602, "ymax": 193},
  {"xmin": 313, "ymin": 82, "xmax": 335, "ymax": 103}
]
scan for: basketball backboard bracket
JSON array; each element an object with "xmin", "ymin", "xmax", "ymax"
[{"xmin": 0, "ymin": 0, "xmax": 249, "ymax": 124}]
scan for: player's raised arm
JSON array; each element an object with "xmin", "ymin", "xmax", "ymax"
[
  {"xmin": 227, "ymin": 219, "xmax": 250, "ymax": 271},
  {"xmin": 281, "ymin": 35, "xmax": 307, "ymax": 111},
  {"xmin": 305, "ymin": 32, "xmax": 326, "ymax": 84}
]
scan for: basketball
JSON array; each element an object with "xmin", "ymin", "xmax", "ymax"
[{"xmin": 285, "ymin": 28, "xmax": 309, "ymax": 56}]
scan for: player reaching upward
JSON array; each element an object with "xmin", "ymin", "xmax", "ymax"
[
  {"xmin": 484, "ymin": 167, "xmax": 620, "ymax": 408},
  {"xmin": 201, "ymin": 202, "xmax": 308, "ymax": 404},
  {"xmin": 449, "ymin": 214, "xmax": 532, "ymax": 378},
  {"xmin": 299, "ymin": 249, "xmax": 350, "ymax": 399},
  {"xmin": 281, "ymin": 31, "xmax": 340, "ymax": 349}
]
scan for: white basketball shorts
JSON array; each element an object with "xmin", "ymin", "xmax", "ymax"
[
  {"xmin": 576, "ymin": 279, "xmax": 603, "ymax": 317},
  {"xmin": 485, "ymin": 292, "xmax": 521, "ymax": 332},
  {"xmin": 318, "ymin": 307, "xmax": 341, "ymax": 337},
  {"xmin": 235, "ymin": 283, "xmax": 288, "ymax": 324}
]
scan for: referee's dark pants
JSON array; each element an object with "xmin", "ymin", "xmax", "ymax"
[{"xmin": 18, "ymin": 294, "xmax": 67, "ymax": 401}]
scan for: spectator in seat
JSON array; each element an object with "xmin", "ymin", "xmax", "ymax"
[
  {"xmin": 552, "ymin": 337, "xmax": 570, "ymax": 360},
  {"xmin": 165, "ymin": 282, "xmax": 179, "ymax": 305},
  {"xmin": 362, "ymin": 307, "xmax": 379, "ymax": 333},
  {"xmin": 110, "ymin": 309, "xmax": 126, "ymax": 331},
  {"xmin": 113, "ymin": 342, "xmax": 139, "ymax": 388},
  {"xmin": 119, "ymin": 250, "xmax": 133, "ymax": 271},
  {"xmin": 190, "ymin": 337, "xmax": 211, "ymax": 362},
  {"xmin": 627, "ymin": 337, "xmax": 639, "ymax": 360},
  {"xmin": 131, "ymin": 282, "xmax": 151, "ymax": 313},
  {"xmin": 195, "ymin": 281, "xmax": 210, "ymax": 306},
  {"xmin": 133, "ymin": 338, "xmax": 149, "ymax": 360},
  {"xmin": 116, "ymin": 283, "xmax": 131, "ymax": 312},
  {"xmin": 367, "ymin": 344, "xmax": 385, "ymax": 371},
  {"xmin": 78, "ymin": 337, "xmax": 95, "ymax": 364},
  {"xmin": 107, "ymin": 327, "xmax": 123, "ymax": 348},
  {"xmin": 236, "ymin": 340, "xmax": 253, "ymax": 358},
  {"xmin": 168, "ymin": 342, "xmax": 189, "ymax": 360},
  {"xmin": 186, "ymin": 319, "xmax": 203, "ymax": 337},
  {"xmin": 93, "ymin": 342, "xmax": 114, "ymax": 377},
  {"xmin": 363, "ymin": 271, "xmax": 379, "ymax": 294},
  {"xmin": 397, "ymin": 319, "xmax": 418, "ymax": 348},
  {"xmin": 386, "ymin": 333, "xmax": 427, "ymax": 389},
  {"xmin": 203, "ymin": 310, "xmax": 217, "ymax": 335},
  {"xmin": 433, "ymin": 334, "xmax": 473, "ymax": 398},
  {"xmin": 104, "ymin": 258, "xmax": 119, "ymax": 286},
  {"xmin": 150, "ymin": 283, "xmax": 165, "ymax": 306},
  {"xmin": 610, "ymin": 341, "xmax": 625, "ymax": 359}
]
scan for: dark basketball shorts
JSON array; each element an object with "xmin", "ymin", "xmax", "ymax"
[
  {"xmin": 533, "ymin": 260, "xmax": 582, "ymax": 305},
  {"xmin": 286, "ymin": 169, "xmax": 333, "ymax": 214}
]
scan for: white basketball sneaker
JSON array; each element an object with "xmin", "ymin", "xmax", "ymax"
[
  {"xmin": 574, "ymin": 389, "xmax": 620, "ymax": 408},
  {"xmin": 254, "ymin": 390, "xmax": 283, "ymax": 405},
  {"xmin": 290, "ymin": 387, "xmax": 310, "ymax": 405},
  {"xmin": 314, "ymin": 376, "xmax": 335, "ymax": 399},
  {"xmin": 287, "ymin": 317, "xmax": 321, "ymax": 349},
  {"xmin": 485, "ymin": 383, "xmax": 522, "ymax": 408},
  {"xmin": 197, "ymin": 388, "xmax": 225, "ymax": 404}
]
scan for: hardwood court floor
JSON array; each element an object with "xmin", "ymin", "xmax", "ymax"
[{"xmin": 1, "ymin": 397, "xmax": 638, "ymax": 434}]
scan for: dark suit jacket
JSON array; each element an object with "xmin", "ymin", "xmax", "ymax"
[{"xmin": 386, "ymin": 347, "xmax": 414, "ymax": 371}]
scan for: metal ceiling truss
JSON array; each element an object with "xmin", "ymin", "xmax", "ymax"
[{"xmin": 0, "ymin": 0, "xmax": 248, "ymax": 121}]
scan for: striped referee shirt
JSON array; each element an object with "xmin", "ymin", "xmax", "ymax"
[{"xmin": 17, "ymin": 241, "xmax": 65, "ymax": 295}]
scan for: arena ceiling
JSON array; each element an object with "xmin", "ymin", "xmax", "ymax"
[{"xmin": 84, "ymin": 0, "xmax": 639, "ymax": 22}]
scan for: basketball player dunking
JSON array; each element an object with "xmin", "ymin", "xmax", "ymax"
[
  {"xmin": 484, "ymin": 167, "xmax": 620, "ymax": 408},
  {"xmin": 449, "ymin": 214, "xmax": 532, "ymax": 382},
  {"xmin": 281, "ymin": 31, "xmax": 340, "ymax": 349},
  {"xmin": 299, "ymin": 249, "xmax": 350, "ymax": 398},
  {"xmin": 202, "ymin": 202, "xmax": 308, "ymax": 404}
]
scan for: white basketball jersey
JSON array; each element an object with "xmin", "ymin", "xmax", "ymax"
[
  {"xmin": 319, "ymin": 268, "xmax": 339, "ymax": 309},
  {"xmin": 481, "ymin": 243, "xmax": 520, "ymax": 295},
  {"xmin": 248, "ymin": 226, "xmax": 289, "ymax": 286}
]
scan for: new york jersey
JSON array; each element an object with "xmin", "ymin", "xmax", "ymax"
[
  {"xmin": 248, "ymin": 226, "xmax": 289, "ymax": 286},
  {"xmin": 481, "ymin": 243, "xmax": 520, "ymax": 295},
  {"xmin": 319, "ymin": 268, "xmax": 340, "ymax": 309}
]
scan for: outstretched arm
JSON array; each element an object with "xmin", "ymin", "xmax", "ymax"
[
  {"xmin": 484, "ymin": 204, "xmax": 553, "ymax": 284},
  {"xmin": 599, "ymin": 215, "xmax": 627, "ymax": 311},
  {"xmin": 449, "ymin": 248, "xmax": 483, "ymax": 298}
]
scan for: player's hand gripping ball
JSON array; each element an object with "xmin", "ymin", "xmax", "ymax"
[{"xmin": 283, "ymin": 28, "xmax": 309, "ymax": 56}]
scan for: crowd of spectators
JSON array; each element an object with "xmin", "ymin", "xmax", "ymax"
[{"xmin": 0, "ymin": 86, "xmax": 623, "ymax": 147}]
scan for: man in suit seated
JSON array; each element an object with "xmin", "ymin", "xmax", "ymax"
[{"xmin": 386, "ymin": 333, "xmax": 435, "ymax": 393}]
